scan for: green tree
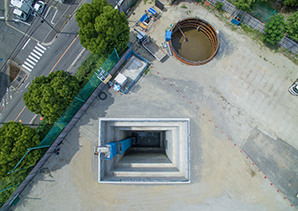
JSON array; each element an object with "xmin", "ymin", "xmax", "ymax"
[
  {"xmin": 215, "ymin": 2, "xmax": 224, "ymax": 11},
  {"xmin": 263, "ymin": 14, "xmax": 284, "ymax": 45},
  {"xmin": 76, "ymin": 0, "xmax": 129, "ymax": 55},
  {"xmin": 234, "ymin": 0, "xmax": 256, "ymax": 12},
  {"xmin": 284, "ymin": 0, "xmax": 298, "ymax": 6},
  {"xmin": 75, "ymin": 53, "xmax": 107, "ymax": 87},
  {"xmin": 23, "ymin": 71, "xmax": 81, "ymax": 124},
  {"xmin": 285, "ymin": 10, "xmax": 298, "ymax": 42},
  {"xmin": 234, "ymin": 0, "xmax": 268, "ymax": 12},
  {"xmin": 0, "ymin": 122, "xmax": 41, "ymax": 178}
]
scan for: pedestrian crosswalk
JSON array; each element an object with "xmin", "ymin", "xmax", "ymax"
[{"xmin": 22, "ymin": 43, "xmax": 47, "ymax": 72}]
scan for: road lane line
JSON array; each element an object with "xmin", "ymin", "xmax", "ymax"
[
  {"xmin": 35, "ymin": 45, "xmax": 45, "ymax": 54},
  {"xmin": 15, "ymin": 35, "xmax": 79, "ymax": 122},
  {"xmin": 49, "ymin": 34, "xmax": 79, "ymax": 74},
  {"xmin": 26, "ymin": 58, "xmax": 36, "ymax": 66},
  {"xmin": 30, "ymin": 52, "xmax": 40, "ymax": 60},
  {"xmin": 24, "ymin": 61, "xmax": 34, "ymax": 69},
  {"xmin": 28, "ymin": 55, "xmax": 38, "ymax": 63},
  {"xmin": 44, "ymin": 7, "xmax": 51, "ymax": 19},
  {"xmin": 22, "ymin": 38, "xmax": 31, "ymax": 50},
  {"xmin": 67, "ymin": 47, "xmax": 85, "ymax": 72},
  {"xmin": 14, "ymin": 106, "xmax": 26, "ymax": 121},
  {"xmin": 22, "ymin": 64, "xmax": 32, "ymax": 72},
  {"xmin": 37, "ymin": 43, "xmax": 47, "ymax": 51},
  {"xmin": 33, "ymin": 49, "xmax": 42, "ymax": 57},
  {"xmin": 51, "ymin": 9, "xmax": 58, "ymax": 25}
]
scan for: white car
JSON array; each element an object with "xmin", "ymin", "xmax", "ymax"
[
  {"xmin": 13, "ymin": 8, "xmax": 30, "ymax": 21},
  {"xmin": 33, "ymin": 1, "xmax": 46, "ymax": 16},
  {"xmin": 289, "ymin": 79, "xmax": 298, "ymax": 96}
]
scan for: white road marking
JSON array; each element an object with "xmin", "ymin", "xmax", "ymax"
[
  {"xmin": 32, "ymin": 49, "xmax": 42, "ymax": 57},
  {"xmin": 37, "ymin": 43, "xmax": 47, "ymax": 51},
  {"xmin": 24, "ymin": 61, "xmax": 34, "ymax": 69},
  {"xmin": 35, "ymin": 45, "xmax": 45, "ymax": 54},
  {"xmin": 44, "ymin": 7, "xmax": 51, "ymax": 19},
  {"xmin": 22, "ymin": 64, "xmax": 32, "ymax": 72},
  {"xmin": 30, "ymin": 52, "xmax": 40, "ymax": 60},
  {"xmin": 22, "ymin": 38, "xmax": 31, "ymax": 50},
  {"xmin": 25, "ymin": 82, "xmax": 30, "ymax": 88},
  {"xmin": 28, "ymin": 55, "xmax": 38, "ymax": 63},
  {"xmin": 51, "ymin": 9, "xmax": 58, "ymax": 25},
  {"xmin": 23, "ymin": 43, "xmax": 47, "ymax": 73},
  {"xmin": 26, "ymin": 58, "xmax": 36, "ymax": 66}
]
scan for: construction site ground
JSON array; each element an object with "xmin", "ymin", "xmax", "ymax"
[{"xmin": 12, "ymin": 1, "xmax": 298, "ymax": 211}]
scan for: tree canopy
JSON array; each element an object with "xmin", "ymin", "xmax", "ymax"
[
  {"xmin": 285, "ymin": 10, "xmax": 298, "ymax": 42},
  {"xmin": 0, "ymin": 122, "xmax": 41, "ymax": 178},
  {"xmin": 76, "ymin": 0, "xmax": 129, "ymax": 55},
  {"xmin": 263, "ymin": 14, "xmax": 284, "ymax": 45},
  {"xmin": 284, "ymin": 0, "xmax": 298, "ymax": 6},
  {"xmin": 23, "ymin": 70, "xmax": 81, "ymax": 124},
  {"xmin": 234, "ymin": 0, "xmax": 257, "ymax": 12}
]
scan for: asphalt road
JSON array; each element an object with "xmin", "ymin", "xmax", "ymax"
[{"xmin": 0, "ymin": 10, "xmax": 87, "ymax": 124}]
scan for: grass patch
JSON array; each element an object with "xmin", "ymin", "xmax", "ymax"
[
  {"xmin": 75, "ymin": 54, "xmax": 108, "ymax": 87},
  {"xmin": 241, "ymin": 24, "xmax": 259, "ymax": 36},
  {"xmin": 181, "ymin": 4, "xmax": 187, "ymax": 9}
]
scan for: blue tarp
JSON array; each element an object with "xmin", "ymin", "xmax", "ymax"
[
  {"xmin": 140, "ymin": 14, "xmax": 148, "ymax": 22},
  {"xmin": 148, "ymin": 7, "xmax": 156, "ymax": 15},
  {"xmin": 165, "ymin": 31, "xmax": 172, "ymax": 41},
  {"xmin": 231, "ymin": 18, "xmax": 241, "ymax": 26}
]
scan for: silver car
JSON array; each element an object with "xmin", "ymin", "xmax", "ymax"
[{"xmin": 33, "ymin": 1, "xmax": 46, "ymax": 16}]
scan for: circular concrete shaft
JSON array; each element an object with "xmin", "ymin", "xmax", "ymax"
[{"xmin": 169, "ymin": 17, "xmax": 219, "ymax": 65}]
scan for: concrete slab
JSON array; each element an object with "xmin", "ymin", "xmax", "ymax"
[{"xmin": 243, "ymin": 128, "xmax": 298, "ymax": 206}]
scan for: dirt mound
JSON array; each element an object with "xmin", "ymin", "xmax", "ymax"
[{"xmin": 9, "ymin": 63, "xmax": 20, "ymax": 82}]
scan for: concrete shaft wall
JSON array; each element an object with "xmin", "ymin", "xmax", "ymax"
[{"xmin": 98, "ymin": 118, "xmax": 190, "ymax": 183}]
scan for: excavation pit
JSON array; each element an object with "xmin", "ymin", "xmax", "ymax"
[
  {"xmin": 169, "ymin": 17, "xmax": 219, "ymax": 65},
  {"xmin": 97, "ymin": 118, "xmax": 190, "ymax": 183}
]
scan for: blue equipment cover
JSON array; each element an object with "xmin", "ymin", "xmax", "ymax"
[
  {"xmin": 148, "ymin": 7, "xmax": 156, "ymax": 15},
  {"xmin": 165, "ymin": 31, "xmax": 172, "ymax": 41},
  {"xmin": 140, "ymin": 14, "xmax": 148, "ymax": 22},
  {"xmin": 105, "ymin": 142, "xmax": 117, "ymax": 159},
  {"xmin": 231, "ymin": 18, "xmax": 240, "ymax": 26},
  {"xmin": 118, "ymin": 138, "xmax": 132, "ymax": 154}
]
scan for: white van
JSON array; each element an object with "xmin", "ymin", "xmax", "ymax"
[{"xmin": 13, "ymin": 8, "xmax": 29, "ymax": 22}]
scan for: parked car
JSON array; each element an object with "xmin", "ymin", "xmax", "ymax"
[
  {"xmin": 33, "ymin": 1, "xmax": 46, "ymax": 16},
  {"xmin": 13, "ymin": 8, "xmax": 30, "ymax": 22},
  {"xmin": 289, "ymin": 79, "xmax": 298, "ymax": 96}
]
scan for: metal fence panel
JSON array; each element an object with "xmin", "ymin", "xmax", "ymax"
[
  {"xmin": 279, "ymin": 37, "xmax": 298, "ymax": 55},
  {"xmin": 206, "ymin": 0, "xmax": 297, "ymax": 54}
]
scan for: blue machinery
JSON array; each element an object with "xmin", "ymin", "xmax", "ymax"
[{"xmin": 94, "ymin": 137, "xmax": 134, "ymax": 159}]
